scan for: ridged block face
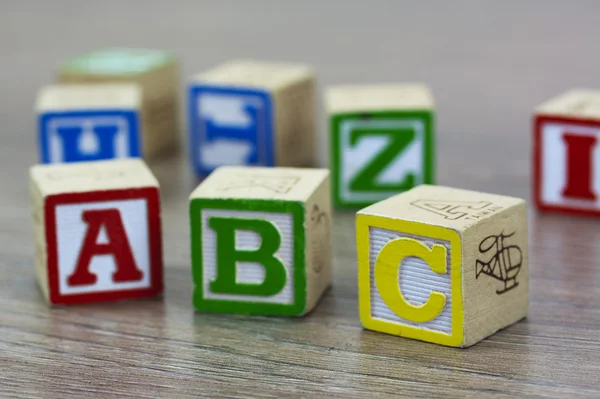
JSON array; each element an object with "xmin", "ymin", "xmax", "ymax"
[
  {"xmin": 534, "ymin": 90, "xmax": 600, "ymax": 216},
  {"xmin": 29, "ymin": 159, "xmax": 163, "ymax": 306},
  {"xmin": 190, "ymin": 198, "xmax": 306, "ymax": 315},
  {"xmin": 326, "ymin": 84, "xmax": 435, "ymax": 208},
  {"xmin": 189, "ymin": 166, "xmax": 332, "ymax": 316},
  {"xmin": 358, "ymin": 216, "xmax": 463, "ymax": 346},
  {"xmin": 357, "ymin": 185, "xmax": 529, "ymax": 347}
]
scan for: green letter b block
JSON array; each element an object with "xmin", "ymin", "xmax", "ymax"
[
  {"xmin": 190, "ymin": 166, "xmax": 333, "ymax": 316},
  {"xmin": 190, "ymin": 198, "xmax": 308, "ymax": 315},
  {"xmin": 326, "ymin": 84, "xmax": 435, "ymax": 208}
]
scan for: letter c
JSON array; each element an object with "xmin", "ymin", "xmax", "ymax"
[{"xmin": 375, "ymin": 238, "xmax": 447, "ymax": 323}]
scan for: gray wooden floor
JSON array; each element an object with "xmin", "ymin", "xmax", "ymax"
[{"xmin": 2, "ymin": 1, "xmax": 600, "ymax": 397}]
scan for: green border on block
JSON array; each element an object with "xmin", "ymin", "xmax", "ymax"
[
  {"xmin": 330, "ymin": 110, "xmax": 435, "ymax": 208},
  {"xmin": 189, "ymin": 198, "xmax": 306, "ymax": 316},
  {"xmin": 60, "ymin": 48, "xmax": 175, "ymax": 76}
]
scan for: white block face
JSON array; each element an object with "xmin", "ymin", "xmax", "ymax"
[
  {"xmin": 200, "ymin": 209, "xmax": 294, "ymax": 304},
  {"xmin": 369, "ymin": 227, "xmax": 453, "ymax": 335},
  {"xmin": 55, "ymin": 199, "xmax": 151, "ymax": 295},
  {"xmin": 540, "ymin": 121, "xmax": 600, "ymax": 210},
  {"xmin": 339, "ymin": 119, "xmax": 425, "ymax": 203}
]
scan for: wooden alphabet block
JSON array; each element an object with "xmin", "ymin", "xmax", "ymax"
[
  {"xmin": 30, "ymin": 159, "xmax": 163, "ymax": 306},
  {"xmin": 58, "ymin": 48, "xmax": 180, "ymax": 159},
  {"xmin": 188, "ymin": 60, "xmax": 317, "ymax": 176},
  {"xmin": 326, "ymin": 84, "xmax": 435, "ymax": 208},
  {"xmin": 356, "ymin": 185, "xmax": 528, "ymax": 347},
  {"xmin": 534, "ymin": 89, "xmax": 600, "ymax": 216},
  {"xmin": 36, "ymin": 84, "xmax": 143, "ymax": 163},
  {"xmin": 189, "ymin": 166, "xmax": 331, "ymax": 316}
]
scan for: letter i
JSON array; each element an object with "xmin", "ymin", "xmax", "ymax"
[{"xmin": 562, "ymin": 133, "xmax": 597, "ymax": 200}]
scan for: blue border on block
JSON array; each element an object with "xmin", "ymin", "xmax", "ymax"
[
  {"xmin": 38, "ymin": 109, "xmax": 141, "ymax": 164},
  {"xmin": 188, "ymin": 84, "xmax": 274, "ymax": 177}
]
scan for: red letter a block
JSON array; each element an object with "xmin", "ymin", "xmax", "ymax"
[
  {"xmin": 30, "ymin": 159, "xmax": 163, "ymax": 306},
  {"xmin": 534, "ymin": 90, "xmax": 600, "ymax": 216}
]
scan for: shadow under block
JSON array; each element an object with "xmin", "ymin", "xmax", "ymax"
[
  {"xmin": 36, "ymin": 84, "xmax": 143, "ymax": 163},
  {"xmin": 534, "ymin": 89, "xmax": 600, "ymax": 217},
  {"xmin": 188, "ymin": 60, "xmax": 317, "ymax": 176},
  {"xmin": 58, "ymin": 48, "xmax": 180, "ymax": 159},
  {"xmin": 30, "ymin": 159, "xmax": 163, "ymax": 306},
  {"xmin": 325, "ymin": 84, "xmax": 435, "ymax": 208},
  {"xmin": 356, "ymin": 185, "xmax": 528, "ymax": 347},
  {"xmin": 189, "ymin": 166, "xmax": 332, "ymax": 316}
]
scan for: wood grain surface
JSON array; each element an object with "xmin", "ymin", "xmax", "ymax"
[{"xmin": 1, "ymin": 1, "xmax": 600, "ymax": 397}]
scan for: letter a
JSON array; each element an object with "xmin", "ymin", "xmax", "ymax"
[
  {"xmin": 68, "ymin": 208, "xmax": 143, "ymax": 286},
  {"xmin": 562, "ymin": 133, "xmax": 597, "ymax": 200}
]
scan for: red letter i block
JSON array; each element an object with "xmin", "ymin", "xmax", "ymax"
[
  {"xmin": 534, "ymin": 90, "xmax": 600, "ymax": 216},
  {"xmin": 30, "ymin": 159, "xmax": 163, "ymax": 306}
]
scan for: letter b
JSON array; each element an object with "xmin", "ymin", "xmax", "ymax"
[
  {"xmin": 208, "ymin": 217, "xmax": 287, "ymax": 297},
  {"xmin": 190, "ymin": 168, "xmax": 333, "ymax": 317}
]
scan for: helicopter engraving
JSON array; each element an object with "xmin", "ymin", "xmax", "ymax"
[{"xmin": 475, "ymin": 231, "xmax": 522, "ymax": 295}]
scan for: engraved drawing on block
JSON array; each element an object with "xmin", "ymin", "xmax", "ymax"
[
  {"xmin": 475, "ymin": 231, "xmax": 523, "ymax": 295},
  {"xmin": 536, "ymin": 116, "xmax": 600, "ymax": 212}
]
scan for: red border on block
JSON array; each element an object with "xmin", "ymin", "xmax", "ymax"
[
  {"xmin": 44, "ymin": 187, "xmax": 163, "ymax": 306},
  {"xmin": 534, "ymin": 114, "xmax": 600, "ymax": 217}
]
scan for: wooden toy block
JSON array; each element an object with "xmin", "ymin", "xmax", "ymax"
[
  {"xmin": 58, "ymin": 48, "xmax": 180, "ymax": 159},
  {"xmin": 189, "ymin": 166, "xmax": 332, "ymax": 316},
  {"xmin": 326, "ymin": 84, "xmax": 435, "ymax": 208},
  {"xmin": 188, "ymin": 60, "xmax": 317, "ymax": 176},
  {"xmin": 36, "ymin": 84, "xmax": 143, "ymax": 163},
  {"xmin": 534, "ymin": 89, "xmax": 600, "ymax": 216},
  {"xmin": 356, "ymin": 185, "xmax": 528, "ymax": 347},
  {"xmin": 30, "ymin": 159, "xmax": 163, "ymax": 306}
]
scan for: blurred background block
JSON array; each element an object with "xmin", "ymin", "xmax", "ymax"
[{"xmin": 1, "ymin": 1, "xmax": 600, "ymax": 397}]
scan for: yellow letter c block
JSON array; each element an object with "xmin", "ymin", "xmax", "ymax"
[{"xmin": 375, "ymin": 238, "xmax": 447, "ymax": 323}]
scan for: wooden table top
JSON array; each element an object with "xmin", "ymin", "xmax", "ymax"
[{"xmin": 2, "ymin": 2, "xmax": 600, "ymax": 397}]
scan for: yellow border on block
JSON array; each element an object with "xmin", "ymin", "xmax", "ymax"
[{"xmin": 356, "ymin": 213, "xmax": 463, "ymax": 347}]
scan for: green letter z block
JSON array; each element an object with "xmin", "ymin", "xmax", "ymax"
[{"xmin": 331, "ymin": 110, "xmax": 434, "ymax": 208}]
